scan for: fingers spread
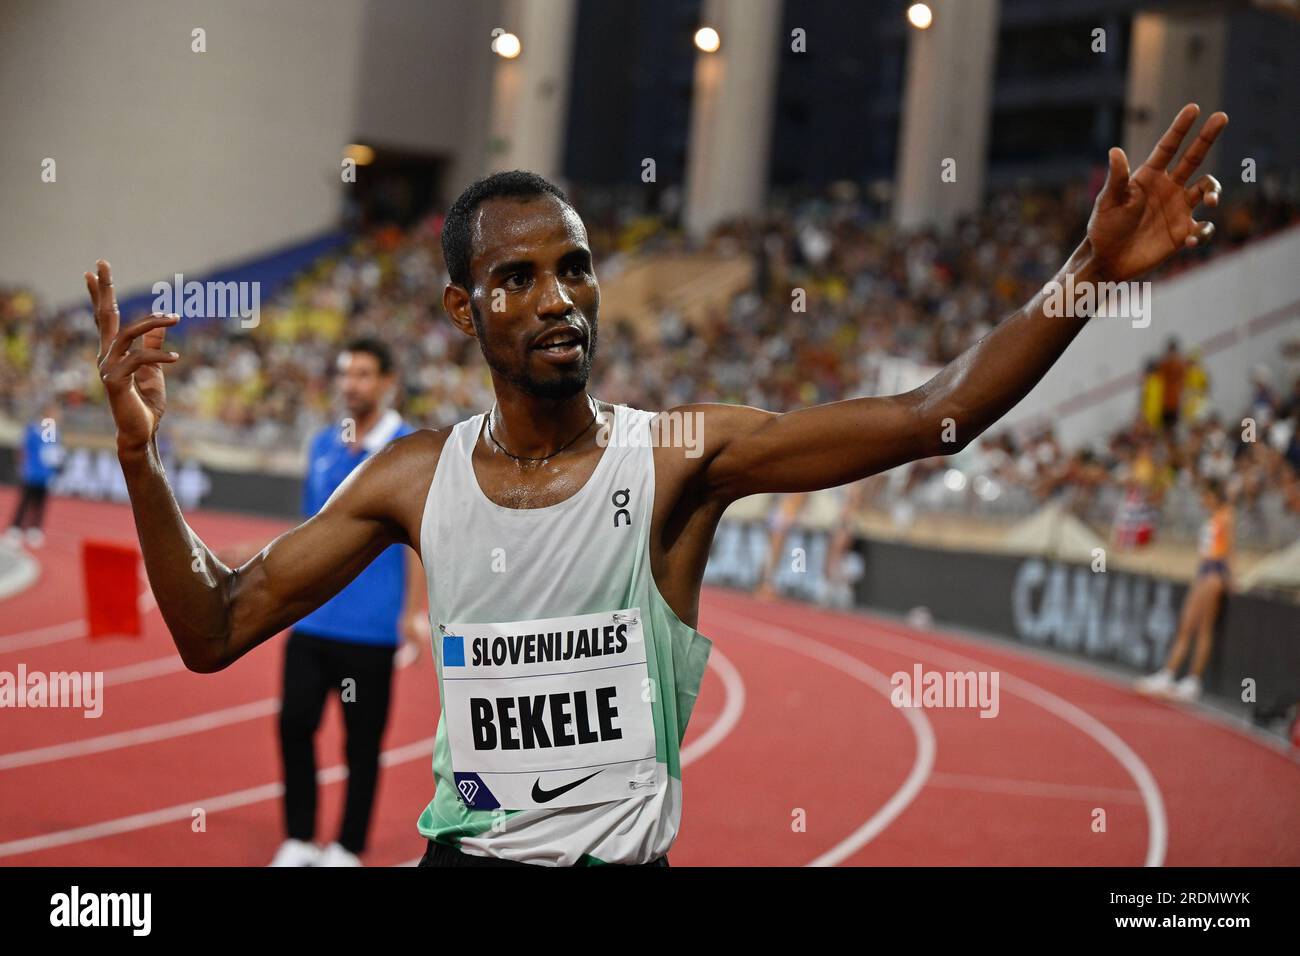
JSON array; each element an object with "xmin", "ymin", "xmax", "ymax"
[
  {"xmin": 110, "ymin": 313, "xmax": 180, "ymax": 358},
  {"xmin": 1170, "ymin": 111, "xmax": 1229, "ymax": 186},
  {"xmin": 1103, "ymin": 147, "xmax": 1131, "ymax": 203},
  {"xmin": 95, "ymin": 260, "xmax": 116, "ymax": 305},
  {"xmin": 116, "ymin": 348, "xmax": 180, "ymax": 377},
  {"xmin": 1143, "ymin": 103, "xmax": 1200, "ymax": 171},
  {"xmin": 142, "ymin": 325, "xmax": 168, "ymax": 350},
  {"xmin": 1185, "ymin": 174, "xmax": 1223, "ymax": 210},
  {"xmin": 92, "ymin": 259, "xmax": 121, "ymax": 348},
  {"xmin": 1185, "ymin": 220, "xmax": 1216, "ymax": 248}
]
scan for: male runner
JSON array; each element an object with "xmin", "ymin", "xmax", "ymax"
[{"xmin": 86, "ymin": 104, "xmax": 1225, "ymax": 866}]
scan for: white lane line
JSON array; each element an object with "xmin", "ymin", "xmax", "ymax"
[
  {"xmin": 103, "ymin": 655, "xmax": 189, "ymax": 685},
  {"xmin": 0, "ymin": 587, "xmax": 156, "ymax": 653},
  {"xmin": 0, "ymin": 698, "xmax": 281, "ymax": 770},
  {"xmin": 6, "ymin": 644, "xmax": 746, "ymax": 863},
  {"xmin": 927, "ymin": 772, "xmax": 1145, "ymax": 805},
  {"xmin": 680, "ymin": 645, "xmax": 745, "ymax": 768},
  {"xmin": 794, "ymin": 612, "xmax": 1169, "ymax": 867},
  {"xmin": 707, "ymin": 606, "xmax": 936, "ymax": 868},
  {"xmin": 0, "ymin": 737, "xmax": 436, "ymax": 858},
  {"xmin": 12, "ymin": 651, "xmax": 193, "ymax": 689},
  {"xmin": 0, "ymin": 542, "xmax": 40, "ymax": 600},
  {"xmin": 845, "ymin": 599, "xmax": 1300, "ymax": 764},
  {"xmin": 6, "ymin": 646, "xmax": 741, "ymax": 767},
  {"xmin": 0, "ymin": 620, "xmax": 86, "ymax": 653}
]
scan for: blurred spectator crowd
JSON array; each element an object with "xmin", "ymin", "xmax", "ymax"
[
  {"xmin": 884, "ymin": 337, "xmax": 1300, "ymax": 550},
  {"xmin": 2, "ymin": 177, "xmax": 1297, "ymax": 546},
  {"xmin": 1114, "ymin": 345, "xmax": 1300, "ymax": 548}
]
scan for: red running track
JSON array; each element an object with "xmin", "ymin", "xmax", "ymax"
[{"xmin": 1, "ymin": 490, "xmax": 1298, "ymax": 866}]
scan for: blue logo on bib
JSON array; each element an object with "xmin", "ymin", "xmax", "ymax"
[{"xmin": 443, "ymin": 634, "xmax": 465, "ymax": 666}]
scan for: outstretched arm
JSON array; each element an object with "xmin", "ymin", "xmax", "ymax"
[
  {"xmin": 87, "ymin": 261, "xmax": 417, "ymax": 672},
  {"xmin": 694, "ymin": 104, "xmax": 1227, "ymax": 502},
  {"xmin": 119, "ymin": 439, "xmax": 408, "ymax": 672}
]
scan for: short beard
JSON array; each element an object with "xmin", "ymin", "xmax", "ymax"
[
  {"xmin": 471, "ymin": 304, "xmax": 598, "ymax": 400},
  {"xmin": 344, "ymin": 398, "xmax": 378, "ymax": 421}
]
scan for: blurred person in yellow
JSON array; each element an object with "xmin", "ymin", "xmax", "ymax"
[
  {"xmin": 1157, "ymin": 338, "xmax": 1187, "ymax": 432},
  {"xmin": 1140, "ymin": 359, "xmax": 1164, "ymax": 429},
  {"xmin": 1182, "ymin": 348, "xmax": 1210, "ymax": 423}
]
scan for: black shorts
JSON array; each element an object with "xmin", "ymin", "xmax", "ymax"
[
  {"xmin": 417, "ymin": 840, "xmax": 669, "ymax": 868},
  {"xmin": 1197, "ymin": 559, "xmax": 1229, "ymax": 579}
]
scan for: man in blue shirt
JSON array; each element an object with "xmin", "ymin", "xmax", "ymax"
[
  {"xmin": 6, "ymin": 399, "xmax": 65, "ymax": 549},
  {"xmin": 270, "ymin": 338, "xmax": 424, "ymax": 867}
]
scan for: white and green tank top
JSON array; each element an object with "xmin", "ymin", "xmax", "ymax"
[{"xmin": 416, "ymin": 403, "xmax": 713, "ymax": 865}]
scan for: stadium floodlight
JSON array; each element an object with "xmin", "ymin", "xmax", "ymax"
[
  {"xmin": 694, "ymin": 26, "xmax": 721, "ymax": 53},
  {"xmin": 907, "ymin": 3, "xmax": 933, "ymax": 29},
  {"xmin": 344, "ymin": 144, "xmax": 375, "ymax": 166},
  {"xmin": 492, "ymin": 31, "xmax": 522, "ymax": 58}
]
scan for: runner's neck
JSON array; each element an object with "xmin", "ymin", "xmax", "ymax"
[{"xmin": 487, "ymin": 392, "xmax": 601, "ymax": 460}]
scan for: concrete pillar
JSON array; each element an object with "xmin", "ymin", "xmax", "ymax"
[
  {"xmin": 683, "ymin": 0, "xmax": 784, "ymax": 237},
  {"xmin": 892, "ymin": 0, "xmax": 1000, "ymax": 232},
  {"xmin": 487, "ymin": 0, "xmax": 578, "ymax": 180},
  {"xmin": 1124, "ymin": 9, "xmax": 1227, "ymax": 182}
]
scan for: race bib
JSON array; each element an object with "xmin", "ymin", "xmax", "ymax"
[{"xmin": 437, "ymin": 608, "xmax": 660, "ymax": 811}]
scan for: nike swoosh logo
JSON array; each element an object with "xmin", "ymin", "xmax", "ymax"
[{"xmin": 531, "ymin": 770, "xmax": 603, "ymax": 804}]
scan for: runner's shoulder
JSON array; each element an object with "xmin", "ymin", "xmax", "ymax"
[
  {"xmin": 326, "ymin": 423, "xmax": 455, "ymax": 539},
  {"xmin": 370, "ymin": 424, "xmax": 455, "ymax": 476},
  {"xmin": 659, "ymin": 401, "xmax": 777, "ymax": 427},
  {"xmin": 655, "ymin": 402, "xmax": 777, "ymax": 460}
]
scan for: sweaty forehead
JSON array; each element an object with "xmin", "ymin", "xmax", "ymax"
[{"xmin": 469, "ymin": 195, "xmax": 588, "ymax": 277}]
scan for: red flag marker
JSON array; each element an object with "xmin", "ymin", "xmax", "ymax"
[{"xmin": 81, "ymin": 540, "xmax": 141, "ymax": 639}]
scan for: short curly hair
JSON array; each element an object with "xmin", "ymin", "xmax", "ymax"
[{"xmin": 441, "ymin": 170, "xmax": 572, "ymax": 289}]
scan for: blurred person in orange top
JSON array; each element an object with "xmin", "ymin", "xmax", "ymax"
[{"xmin": 1136, "ymin": 479, "xmax": 1234, "ymax": 701}]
